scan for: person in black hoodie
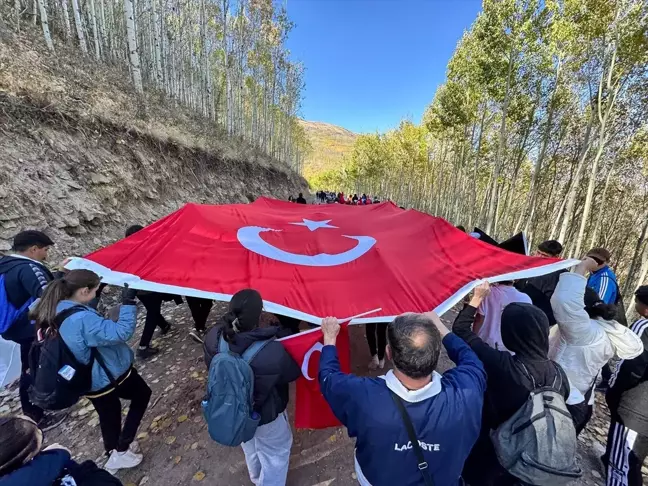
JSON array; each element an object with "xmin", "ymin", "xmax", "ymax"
[
  {"xmin": 453, "ymin": 281, "xmax": 570, "ymax": 486},
  {"xmin": 0, "ymin": 231, "xmax": 63, "ymax": 429},
  {"xmin": 203, "ymin": 289, "xmax": 301, "ymax": 486},
  {"xmin": 603, "ymin": 285, "xmax": 648, "ymax": 486},
  {"xmin": 515, "ymin": 239, "xmax": 567, "ymax": 326}
]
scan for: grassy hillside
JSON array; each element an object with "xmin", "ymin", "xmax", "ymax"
[{"xmin": 299, "ymin": 120, "xmax": 358, "ymax": 180}]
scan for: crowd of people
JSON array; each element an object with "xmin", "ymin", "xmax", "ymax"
[
  {"xmin": 1, "ymin": 226, "xmax": 648, "ymax": 486},
  {"xmin": 312, "ymin": 191, "xmax": 381, "ymax": 205}
]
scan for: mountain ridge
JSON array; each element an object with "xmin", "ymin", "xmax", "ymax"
[{"xmin": 299, "ymin": 119, "xmax": 358, "ymax": 181}]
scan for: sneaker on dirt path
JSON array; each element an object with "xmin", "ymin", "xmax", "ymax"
[
  {"xmin": 38, "ymin": 412, "xmax": 68, "ymax": 432},
  {"xmin": 137, "ymin": 346, "xmax": 160, "ymax": 359},
  {"xmin": 104, "ymin": 449, "xmax": 143, "ymax": 474},
  {"xmin": 368, "ymin": 355, "xmax": 379, "ymax": 371},
  {"xmin": 189, "ymin": 329, "xmax": 205, "ymax": 344}
]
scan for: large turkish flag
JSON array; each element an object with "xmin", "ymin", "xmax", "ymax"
[
  {"xmin": 66, "ymin": 197, "xmax": 576, "ymax": 322},
  {"xmin": 66, "ymin": 197, "xmax": 578, "ymax": 429}
]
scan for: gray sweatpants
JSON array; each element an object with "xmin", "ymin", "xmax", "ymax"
[{"xmin": 241, "ymin": 412, "xmax": 293, "ymax": 486}]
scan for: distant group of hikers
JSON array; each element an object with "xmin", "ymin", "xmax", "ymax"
[
  {"xmin": 1, "ymin": 225, "xmax": 648, "ymax": 486},
  {"xmin": 319, "ymin": 191, "xmax": 381, "ymax": 205}
]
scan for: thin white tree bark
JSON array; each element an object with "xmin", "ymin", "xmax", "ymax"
[
  {"xmin": 37, "ymin": 0, "xmax": 55, "ymax": 51},
  {"xmin": 88, "ymin": 0, "xmax": 101, "ymax": 60},
  {"xmin": 124, "ymin": 0, "xmax": 144, "ymax": 94},
  {"xmin": 71, "ymin": 0, "xmax": 87, "ymax": 53}
]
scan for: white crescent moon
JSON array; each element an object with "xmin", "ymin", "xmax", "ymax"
[
  {"xmin": 301, "ymin": 342, "xmax": 324, "ymax": 381},
  {"xmin": 237, "ymin": 226, "xmax": 376, "ymax": 267}
]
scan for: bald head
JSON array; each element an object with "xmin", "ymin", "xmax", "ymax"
[{"xmin": 388, "ymin": 314, "xmax": 442, "ymax": 379}]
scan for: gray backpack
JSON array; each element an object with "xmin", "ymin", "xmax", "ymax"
[
  {"xmin": 490, "ymin": 363, "xmax": 582, "ymax": 485},
  {"xmin": 202, "ymin": 336, "xmax": 272, "ymax": 447}
]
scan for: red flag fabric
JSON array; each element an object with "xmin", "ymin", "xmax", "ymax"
[
  {"xmin": 66, "ymin": 197, "xmax": 577, "ymax": 322},
  {"xmin": 280, "ymin": 326, "xmax": 350, "ymax": 429}
]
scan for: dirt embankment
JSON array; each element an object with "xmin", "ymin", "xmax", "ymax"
[{"xmin": 0, "ymin": 23, "xmax": 307, "ymax": 258}]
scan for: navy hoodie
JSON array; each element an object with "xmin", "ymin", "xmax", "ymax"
[
  {"xmin": 0, "ymin": 450, "xmax": 70, "ymax": 486},
  {"xmin": 319, "ymin": 333, "xmax": 486, "ymax": 486},
  {"xmin": 0, "ymin": 255, "xmax": 54, "ymax": 342}
]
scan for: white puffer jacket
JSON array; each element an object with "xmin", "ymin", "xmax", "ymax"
[{"xmin": 549, "ymin": 272, "xmax": 643, "ymax": 404}]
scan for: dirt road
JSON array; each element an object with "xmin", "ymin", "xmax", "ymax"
[{"xmin": 0, "ymin": 300, "xmax": 619, "ymax": 485}]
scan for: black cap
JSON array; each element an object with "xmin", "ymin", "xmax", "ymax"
[
  {"xmin": 636, "ymin": 286, "xmax": 648, "ymax": 307},
  {"xmin": 12, "ymin": 230, "xmax": 54, "ymax": 251},
  {"xmin": 538, "ymin": 240, "xmax": 563, "ymax": 257}
]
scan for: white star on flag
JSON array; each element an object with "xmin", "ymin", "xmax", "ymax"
[{"xmin": 291, "ymin": 219, "xmax": 338, "ymax": 231}]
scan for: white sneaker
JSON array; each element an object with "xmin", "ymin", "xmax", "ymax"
[
  {"xmin": 104, "ymin": 449, "xmax": 143, "ymax": 473},
  {"xmin": 129, "ymin": 440, "xmax": 141, "ymax": 453},
  {"xmin": 368, "ymin": 355, "xmax": 379, "ymax": 370},
  {"xmin": 378, "ymin": 358, "xmax": 385, "ymax": 369}
]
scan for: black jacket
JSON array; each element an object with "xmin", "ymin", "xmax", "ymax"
[
  {"xmin": 453, "ymin": 303, "xmax": 569, "ymax": 429},
  {"xmin": 515, "ymin": 269, "xmax": 568, "ymax": 326},
  {"xmin": 203, "ymin": 325, "xmax": 301, "ymax": 426},
  {"xmin": 0, "ymin": 256, "xmax": 54, "ymax": 342},
  {"xmin": 606, "ymin": 318, "xmax": 648, "ymax": 428}
]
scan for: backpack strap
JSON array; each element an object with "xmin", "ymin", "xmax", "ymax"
[
  {"xmin": 241, "ymin": 339, "xmax": 274, "ymax": 364},
  {"xmin": 389, "ymin": 390, "xmax": 435, "ymax": 486},
  {"xmin": 53, "ymin": 305, "xmax": 87, "ymax": 327},
  {"xmin": 54, "ymin": 305, "xmax": 117, "ymax": 386}
]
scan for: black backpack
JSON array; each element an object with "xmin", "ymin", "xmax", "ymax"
[{"xmin": 28, "ymin": 306, "xmax": 113, "ymax": 410}]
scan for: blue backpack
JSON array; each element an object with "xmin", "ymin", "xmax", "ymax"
[
  {"xmin": 202, "ymin": 336, "xmax": 272, "ymax": 446},
  {"xmin": 0, "ymin": 273, "xmax": 35, "ymax": 334}
]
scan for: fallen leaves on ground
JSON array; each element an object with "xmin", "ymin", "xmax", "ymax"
[{"xmin": 193, "ymin": 471, "xmax": 205, "ymax": 481}]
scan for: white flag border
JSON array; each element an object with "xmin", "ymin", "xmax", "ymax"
[{"xmin": 65, "ymin": 257, "xmax": 580, "ymax": 328}]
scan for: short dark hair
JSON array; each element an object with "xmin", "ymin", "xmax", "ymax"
[
  {"xmin": 12, "ymin": 230, "xmax": 54, "ymax": 252},
  {"xmin": 635, "ymin": 286, "xmax": 648, "ymax": 307},
  {"xmin": 125, "ymin": 225, "xmax": 144, "ymax": 237},
  {"xmin": 587, "ymin": 247, "xmax": 611, "ymax": 264},
  {"xmin": 387, "ymin": 314, "xmax": 442, "ymax": 379},
  {"xmin": 538, "ymin": 240, "xmax": 563, "ymax": 257}
]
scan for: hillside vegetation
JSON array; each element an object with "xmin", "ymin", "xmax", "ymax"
[
  {"xmin": 321, "ymin": 0, "xmax": 648, "ymax": 303},
  {"xmin": 0, "ymin": 20, "xmax": 307, "ymax": 258},
  {"xmin": 299, "ymin": 120, "xmax": 358, "ymax": 182}
]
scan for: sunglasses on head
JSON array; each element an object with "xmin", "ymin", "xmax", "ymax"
[{"xmin": 589, "ymin": 255, "xmax": 605, "ymax": 265}]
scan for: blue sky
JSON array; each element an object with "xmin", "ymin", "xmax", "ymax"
[{"xmin": 286, "ymin": 0, "xmax": 483, "ymax": 134}]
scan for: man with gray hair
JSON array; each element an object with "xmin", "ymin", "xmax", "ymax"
[{"xmin": 319, "ymin": 312, "xmax": 486, "ymax": 486}]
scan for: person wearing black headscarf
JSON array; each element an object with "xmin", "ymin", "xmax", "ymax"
[
  {"xmin": 202, "ymin": 289, "xmax": 300, "ymax": 486},
  {"xmin": 453, "ymin": 282, "xmax": 570, "ymax": 485},
  {"xmin": 603, "ymin": 286, "xmax": 648, "ymax": 486}
]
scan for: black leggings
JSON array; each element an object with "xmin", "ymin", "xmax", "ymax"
[
  {"xmin": 186, "ymin": 297, "xmax": 213, "ymax": 332},
  {"xmin": 366, "ymin": 323, "xmax": 388, "ymax": 360},
  {"xmin": 137, "ymin": 293, "xmax": 170, "ymax": 347},
  {"xmin": 89, "ymin": 369, "xmax": 152, "ymax": 453}
]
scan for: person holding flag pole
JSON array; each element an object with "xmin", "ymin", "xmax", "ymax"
[{"xmin": 317, "ymin": 310, "xmax": 486, "ymax": 486}]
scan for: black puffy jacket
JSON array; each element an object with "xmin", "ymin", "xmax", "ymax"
[{"xmin": 203, "ymin": 325, "xmax": 301, "ymax": 426}]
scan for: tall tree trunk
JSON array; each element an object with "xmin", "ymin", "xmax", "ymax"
[
  {"xmin": 486, "ymin": 47, "xmax": 515, "ymax": 234},
  {"xmin": 37, "ymin": 0, "xmax": 54, "ymax": 51},
  {"xmin": 124, "ymin": 0, "xmax": 143, "ymax": 94},
  {"xmin": 88, "ymin": 0, "xmax": 100, "ymax": 59},
  {"xmin": 623, "ymin": 210, "xmax": 648, "ymax": 296},
  {"xmin": 558, "ymin": 113, "xmax": 594, "ymax": 244},
  {"xmin": 71, "ymin": 0, "xmax": 87, "ymax": 53}
]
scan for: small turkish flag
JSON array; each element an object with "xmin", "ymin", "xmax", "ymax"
[{"xmin": 280, "ymin": 326, "xmax": 351, "ymax": 429}]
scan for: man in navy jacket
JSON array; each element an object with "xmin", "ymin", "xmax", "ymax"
[{"xmin": 319, "ymin": 312, "xmax": 486, "ymax": 486}]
